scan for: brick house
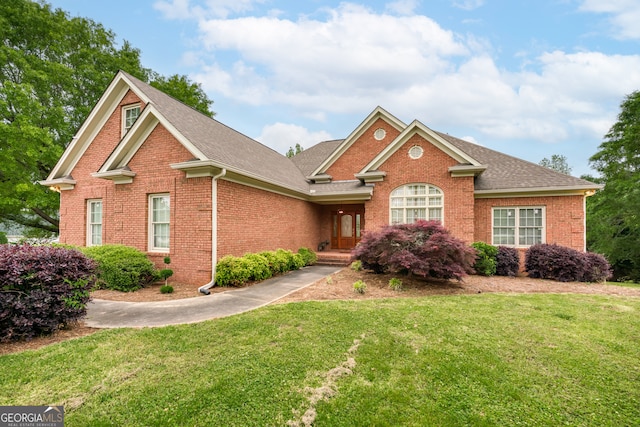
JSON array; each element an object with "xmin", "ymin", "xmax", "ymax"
[{"xmin": 41, "ymin": 71, "xmax": 600, "ymax": 287}]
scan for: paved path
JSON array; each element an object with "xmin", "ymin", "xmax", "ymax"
[{"xmin": 85, "ymin": 265, "xmax": 341, "ymax": 328}]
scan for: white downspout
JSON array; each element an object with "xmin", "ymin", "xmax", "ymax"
[{"xmin": 199, "ymin": 168, "xmax": 226, "ymax": 295}]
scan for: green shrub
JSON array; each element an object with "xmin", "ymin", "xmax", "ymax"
[
  {"xmin": 160, "ymin": 285, "xmax": 174, "ymax": 294},
  {"xmin": 158, "ymin": 269, "xmax": 174, "ymax": 281},
  {"xmin": 81, "ymin": 244, "xmax": 156, "ymax": 292},
  {"xmin": 353, "ymin": 280, "xmax": 367, "ymax": 294},
  {"xmin": 389, "ymin": 277, "xmax": 403, "ymax": 291},
  {"xmin": 275, "ymin": 248, "xmax": 304, "ymax": 271},
  {"xmin": 215, "ymin": 255, "xmax": 251, "ymax": 287},
  {"xmin": 298, "ymin": 247, "xmax": 317, "ymax": 266},
  {"xmin": 351, "ymin": 260, "xmax": 363, "ymax": 271},
  {"xmin": 0, "ymin": 231, "xmax": 8, "ymax": 244},
  {"xmin": 242, "ymin": 253, "xmax": 272, "ymax": 281},
  {"xmin": 471, "ymin": 242, "xmax": 498, "ymax": 276}
]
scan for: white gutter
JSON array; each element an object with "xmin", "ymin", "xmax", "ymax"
[{"xmin": 198, "ymin": 168, "xmax": 226, "ymax": 295}]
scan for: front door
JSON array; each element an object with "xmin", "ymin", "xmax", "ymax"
[{"xmin": 331, "ymin": 211, "xmax": 363, "ymax": 250}]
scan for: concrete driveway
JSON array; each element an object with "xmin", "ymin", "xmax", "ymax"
[{"xmin": 85, "ymin": 265, "xmax": 341, "ymax": 328}]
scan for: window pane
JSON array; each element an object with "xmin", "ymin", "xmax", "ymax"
[
  {"xmin": 154, "ymin": 224, "xmax": 170, "ymax": 249},
  {"xmin": 406, "ymin": 197, "xmax": 426, "ymax": 207},
  {"xmin": 390, "ymin": 184, "xmax": 443, "ymax": 225},
  {"xmin": 429, "ymin": 196, "xmax": 442, "ymax": 207},
  {"xmin": 390, "ymin": 197, "xmax": 404, "ymax": 207},
  {"xmin": 153, "ymin": 196, "xmax": 170, "ymax": 222},
  {"xmin": 406, "ymin": 208, "xmax": 426, "ymax": 223},
  {"xmin": 428, "ymin": 208, "xmax": 442, "ymax": 222},
  {"xmin": 91, "ymin": 224, "xmax": 102, "ymax": 245},
  {"xmin": 391, "ymin": 209, "xmax": 403, "ymax": 224},
  {"xmin": 125, "ymin": 106, "xmax": 140, "ymax": 129},
  {"xmin": 341, "ymin": 215, "xmax": 353, "ymax": 238},
  {"xmin": 356, "ymin": 214, "xmax": 361, "ymax": 238}
]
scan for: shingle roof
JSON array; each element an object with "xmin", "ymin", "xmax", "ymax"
[
  {"xmin": 290, "ymin": 139, "xmax": 343, "ymax": 177},
  {"xmin": 434, "ymin": 131, "xmax": 597, "ymax": 191},
  {"xmin": 123, "ymin": 72, "xmax": 310, "ymax": 193},
  {"xmin": 121, "ymin": 74, "xmax": 597, "ymax": 195}
]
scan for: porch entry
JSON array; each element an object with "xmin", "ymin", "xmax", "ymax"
[{"xmin": 331, "ymin": 210, "xmax": 364, "ymax": 250}]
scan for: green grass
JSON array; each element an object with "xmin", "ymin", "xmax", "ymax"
[{"xmin": 2, "ymin": 294, "xmax": 639, "ymax": 426}]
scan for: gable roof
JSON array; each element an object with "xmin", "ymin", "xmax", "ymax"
[
  {"xmin": 42, "ymin": 71, "xmax": 311, "ymax": 194},
  {"xmin": 435, "ymin": 131, "xmax": 599, "ymax": 195},
  {"xmin": 42, "ymin": 73, "xmax": 599, "ymax": 200},
  {"xmin": 308, "ymin": 106, "xmax": 406, "ymax": 178}
]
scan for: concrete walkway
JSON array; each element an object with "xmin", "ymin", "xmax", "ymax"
[{"xmin": 85, "ymin": 265, "xmax": 341, "ymax": 329}]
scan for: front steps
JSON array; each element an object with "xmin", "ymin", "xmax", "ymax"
[{"xmin": 315, "ymin": 251, "xmax": 352, "ymax": 266}]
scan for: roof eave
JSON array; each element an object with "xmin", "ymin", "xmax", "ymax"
[
  {"xmin": 449, "ymin": 164, "xmax": 487, "ymax": 177},
  {"xmin": 474, "ymin": 184, "xmax": 603, "ymax": 198}
]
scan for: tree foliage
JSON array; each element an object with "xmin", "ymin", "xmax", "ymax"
[
  {"xmin": 286, "ymin": 143, "xmax": 304, "ymax": 158},
  {"xmin": 587, "ymin": 91, "xmax": 640, "ymax": 281},
  {"xmin": 0, "ymin": 0, "xmax": 214, "ymax": 234},
  {"xmin": 539, "ymin": 154, "xmax": 572, "ymax": 175}
]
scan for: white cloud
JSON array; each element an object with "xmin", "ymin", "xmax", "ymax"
[
  {"xmin": 256, "ymin": 123, "xmax": 333, "ymax": 155},
  {"xmin": 452, "ymin": 0, "xmax": 485, "ymax": 11},
  {"xmin": 579, "ymin": 0, "xmax": 640, "ymax": 39},
  {"xmin": 184, "ymin": 1, "xmax": 640, "ymax": 148},
  {"xmin": 385, "ymin": 0, "xmax": 420, "ymax": 16}
]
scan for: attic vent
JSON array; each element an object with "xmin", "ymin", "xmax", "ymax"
[
  {"xmin": 408, "ymin": 145, "xmax": 424, "ymax": 159},
  {"xmin": 374, "ymin": 128, "xmax": 386, "ymax": 140}
]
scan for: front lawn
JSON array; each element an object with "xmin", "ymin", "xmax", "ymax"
[{"xmin": 1, "ymin": 294, "xmax": 639, "ymax": 426}]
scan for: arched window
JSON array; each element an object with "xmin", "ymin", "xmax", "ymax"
[{"xmin": 390, "ymin": 184, "xmax": 443, "ymax": 225}]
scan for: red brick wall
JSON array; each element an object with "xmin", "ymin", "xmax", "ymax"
[
  {"xmin": 326, "ymin": 118, "xmax": 401, "ymax": 180},
  {"xmin": 364, "ymin": 133, "xmax": 476, "ymax": 242},
  {"xmin": 216, "ymin": 180, "xmax": 323, "ymax": 257},
  {"xmin": 474, "ymin": 195, "xmax": 586, "ymax": 251},
  {"xmin": 60, "ymin": 90, "xmax": 214, "ymax": 284}
]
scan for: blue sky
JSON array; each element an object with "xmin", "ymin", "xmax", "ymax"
[{"xmin": 48, "ymin": 0, "xmax": 640, "ymax": 177}]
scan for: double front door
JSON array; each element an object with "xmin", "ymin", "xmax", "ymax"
[{"xmin": 331, "ymin": 210, "xmax": 363, "ymax": 250}]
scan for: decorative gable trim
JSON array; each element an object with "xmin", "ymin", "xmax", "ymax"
[
  {"xmin": 38, "ymin": 176, "xmax": 76, "ymax": 191},
  {"xmin": 308, "ymin": 106, "xmax": 406, "ymax": 179},
  {"xmin": 91, "ymin": 168, "xmax": 136, "ymax": 184},
  {"xmin": 358, "ymin": 120, "xmax": 485, "ymax": 180},
  {"xmin": 43, "ymin": 72, "xmax": 151, "ymax": 182},
  {"xmin": 96, "ymin": 105, "xmax": 206, "ymax": 178}
]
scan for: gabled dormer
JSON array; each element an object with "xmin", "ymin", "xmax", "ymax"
[
  {"xmin": 306, "ymin": 107, "xmax": 406, "ymax": 183},
  {"xmin": 356, "ymin": 119, "xmax": 487, "ymax": 184}
]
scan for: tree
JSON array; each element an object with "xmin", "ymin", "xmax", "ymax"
[
  {"xmin": 0, "ymin": 0, "xmax": 214, "ymax": 234},
  {"xmin": 587, "ymin": 90, "xmax": 640, "ymax": 281},
  {"xmin": 286, "ymin": 143, "xmax": 304, "ymax": 158},
  {"xmin": 539, "ymin": 154, "xmax": 572, "ymax": 175}
]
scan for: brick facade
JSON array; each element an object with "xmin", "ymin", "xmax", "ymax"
[
  {"xmin": 326, "ymin": 118, "xmax": 401, "ymax": 180},
  {"xmin": 217, "ymin": 180, "xmax": 323, "ymax": 257},
  {"xmin": 53, "ymin": 81, "xmax": 590, "ymax": 286}
]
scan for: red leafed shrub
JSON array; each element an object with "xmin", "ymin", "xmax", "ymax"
[
  {"xmin": 582, "ymin": 252, "xmax": 612, "ymax": 283},
  {"xmin": 352, "ymin": 220, "xmax": 476, "ymax": 281},
  {"xmin": 496, "ymin": 246, "xmax": 520, "ymax": 277},
  {"xmin": 0, "ymin": 245, "xmax": 97, "ymax": 343},
  {"xmin": 525, "ymin": 244, "xmax": 612, "ymax": 283}
]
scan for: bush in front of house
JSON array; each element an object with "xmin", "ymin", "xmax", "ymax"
[
  {"xmin": 525, "ymin": 243, "xmax": 612, "ymax": 282},
  {"xmin": 215, "ymin": 248, "xmax": 308, "ymax": 287},
  {"xmin": 496, "ymin": 246, "xmax": 520, "ymax": 277},
  {"xmin": 581, "ymin": 252, "xmax": 612, "ymax": 283},
  {"xmin": 0, "ymin": 231, "xmax": 8, "ymax": 244},
  {"xmin": 297, "ymin": 247, "xmax": 317, "ymax": 266},
  {"xmin": 0, "ymin": 244, "xmax": 97, "ymax": 343},
  {"xmin": 81, "ymin": 244, "xmax": 157, "ymax": 292},
  {"xmin": 471, "ymin": 242, "xmax": 498, "ymax": 276},
  {"xmin": 352, "ymin": 220, "xmax": 476, "ymax": 281}
]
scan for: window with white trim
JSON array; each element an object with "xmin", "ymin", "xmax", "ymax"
[
  {"xmin": 390, "ymin": 184, "xmax": 443, "ymax": 225},
  {"xmin": 492, "ymin": 207, "xmax": 545, "ymax": 246},
  {"xmin": 122, "ymin": 104, "xmax": 140, "ymax": 136},
  {"xmin": 86, "ymin": 199, "xmax": 102, "ymax": 246},
  {"xmin": 149, "ymin": 194, "xmax": 170, "ymax": 252}
]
